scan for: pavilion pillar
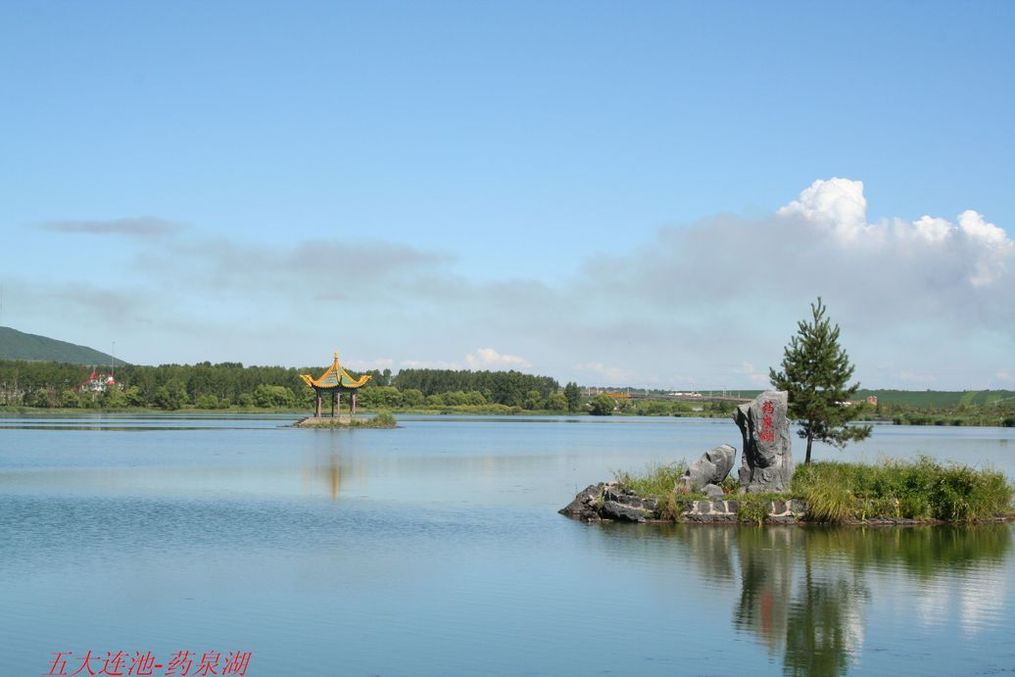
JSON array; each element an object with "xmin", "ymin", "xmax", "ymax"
[
  {"xmin": 336, "ymin": 392, "xmax": 341, "ymax": 418},
  {"xmin": 314, "ymin": 392, "xmax": 322, "ymax": 417},
  {"xmin": 351, "ymin": 393, "xmax": 357, "ymax": 415},
  {"xmin": 331, "ymin": 391, "xmax": 336, "ymax": 418}
]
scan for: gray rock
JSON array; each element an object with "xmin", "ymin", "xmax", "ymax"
[
  {"xmin": 682, "ymin": 444, "xmax": 736, "ymax": 491},
  {"xmin": 600, "ymin": 500, "xmax": 651, "ymax": 522},
  {"xmin": 558, "ymin": 483, "xmax": 604, "ymax": 521},
  {"xmin": 702, "ymin": 483, "xmax": 725, "ymax": 500},
  {"xmin": 734, "ymin": 391, "xmax": 794, "ymax": 493},
  {"xmin": 559, "ymin": 483, "xmax": 658, "ymax": 522}
]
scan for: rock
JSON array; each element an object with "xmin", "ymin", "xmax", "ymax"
[
  {"xmin": 559, "ymin": 483, "xmax": 657, "ymax": 522},
  {"xmin": 601, "ymin": 500, "xmax": 651, "ymax": 522},
  {"xmin": 682, "ymin": 444, "xmax": 736, "ymax": 491},
  {"xmin": 558, "ymin": 483, "xmax": 604, "ymax": 521},
  {"xmin": 702, "ymin": 483, "xmax": 725, "ymax": 500},
  {"xmin": 734, "ymin": 391, "xmax": 794, "ymax": 493}
]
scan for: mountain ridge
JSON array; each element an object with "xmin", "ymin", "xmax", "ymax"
[{"xmin": 0, "ymin": 326, "xmax": 127, "ymax": 366}]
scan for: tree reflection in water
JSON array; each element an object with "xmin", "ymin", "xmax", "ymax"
[{"xmin": 732, "ymin": 525, "xmax": 1011, "ymax": 677}]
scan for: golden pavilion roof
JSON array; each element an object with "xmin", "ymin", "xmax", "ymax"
[{"xmin": 300, "ymin": 352, "xmax": 372, "ymax": 390}]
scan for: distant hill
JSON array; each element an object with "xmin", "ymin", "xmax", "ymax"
[{"xmin": 0, "ymin": 326, "xmax": 127, "ymax": 366}]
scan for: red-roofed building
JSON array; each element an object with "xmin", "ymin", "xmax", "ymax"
[{"xmin": 81, "ymin": 369, "xmax": 117, "ymax": 393}]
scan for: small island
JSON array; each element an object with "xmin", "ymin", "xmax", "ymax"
[
  {"xmin": 292, "ymin": 352, "xmax": 397, "ymax": 429},
  {"xmin": 563, "ymin": 302, "xmax": 1015, "ymax": 526}
]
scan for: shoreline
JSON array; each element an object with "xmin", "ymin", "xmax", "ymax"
[{"xmin": 1, "ymin": 405, "xmax": 1012, "ymax": 427}]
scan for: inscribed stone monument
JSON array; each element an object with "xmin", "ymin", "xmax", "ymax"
[{"xmin": 734, "ymin": 390, "xmax": 793, "ymax": 493}]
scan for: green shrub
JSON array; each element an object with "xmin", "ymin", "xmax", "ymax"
[
  {"xmin": 736, "ymin": 493, "xmax": 779, "ymax": 525},
  {"xmin": 371, "ymin": 410, "xmax": 397, "ymax": 427},
  {"xmin": 720, "ymin": 476, "xmax": 740, "ymax": 494},
  {"xmin": 658, "ymin": 492, "xmax": 697, "ymax": 521}
]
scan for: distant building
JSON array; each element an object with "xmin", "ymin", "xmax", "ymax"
[
  {"xmin": 842, "ymin": 395, "xmax": 878, "ymax": 408},
  {"xmin": 81, "ymin": 369, "xmax": 117, "ymax": 393}
]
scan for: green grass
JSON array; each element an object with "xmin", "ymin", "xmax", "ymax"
[
  {"xmin": 792, "ymin": 457, "xmax": 1014, "ymax": 523},
  {"xmin": 613, "ymin": 461, "xmax": 688, "ymax": 498},
  {"xmin": 370, "ymin": 410, "xmax": 397, "ymax": 427}
]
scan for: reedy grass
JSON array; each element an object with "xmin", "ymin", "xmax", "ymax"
[
  {"xmin": 736, "ymin": 493, "xmax": 783, "ymax": 525},
  {"xmin": 613, "ymin": 461, "xmax": 689, "ymax": 499},
  {"xmin": 792, "ymin": 457, "xmax": 1014, "ymax": 523}
]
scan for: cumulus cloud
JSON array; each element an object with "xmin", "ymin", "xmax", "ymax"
[
  {"xmin": 464, "ymin": 348, "xmax": 532, "ymax": 370},
  {"xmin": 588, "ymin": 177, "xmax": 1014, "ymax": 331},
  {"xmin": 38, "ymin": 217, "xmax": 181, "ymax": 237},
  {"xmin": 781, "ymin": 177, "xmax": 1012, "ymax": 287},
  {"xmin": 778, "ymin": 177, "xmax": 871, "ymax": 242}
]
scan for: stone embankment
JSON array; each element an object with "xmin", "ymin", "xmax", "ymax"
[
  {"xmin": 559, "ymin": 481, "xmax": 809, "ymax": 525},
  {"xmin": 294, "ymin": 415, "xmax": 354, "ymax": 428}
]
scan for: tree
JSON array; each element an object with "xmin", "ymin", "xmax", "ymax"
[
  {"xmin": 769, "ymin": 298, "xmax": 871, "ymax": 464},
  {"xmin": 563, "ymin": 382, "xmax": 581, "ymax": 412},
  {"xmin": 524, "ymin": 389, "xmax": 544, "ymax": 410},
  {"xmin": 546, "ymin": 392, "xmax": 568, "ymax": 411},
  {"xmin": 588, "ymin": 393, "xmax": 615, "ymax": 416}
]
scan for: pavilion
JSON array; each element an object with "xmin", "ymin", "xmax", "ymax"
[{"xmin": 300, "ymin": 352, "xmax": 372, "ymax": 418}]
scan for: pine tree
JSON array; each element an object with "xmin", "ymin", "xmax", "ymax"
[{"xmin": 769, "ymin": 298, "xmax": 871, "ymax": 464}]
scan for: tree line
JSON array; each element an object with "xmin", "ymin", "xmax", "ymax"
[{"xmin": 0, "ymin": 360, "xmax": 580, "ymax": 412}]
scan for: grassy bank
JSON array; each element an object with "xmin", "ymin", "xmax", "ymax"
[{"xmin": 613, "ymin": 457, "xmax": 1014, "ymax": 524}]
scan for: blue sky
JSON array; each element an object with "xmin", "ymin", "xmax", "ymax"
[{"xmin": 2, "ymin": 1, "xmax": 1013, "ymax": 389}]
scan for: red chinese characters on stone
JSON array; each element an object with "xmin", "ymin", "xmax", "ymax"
[{"xmin": 759, "ymin": 400, "xmax": 775, "ymax": 443}]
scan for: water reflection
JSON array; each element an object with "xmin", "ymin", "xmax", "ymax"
[
  {"xmin": 308, "ymin": 454, "xmax": 344, "ymax": 500},
  {"xmin": 597, "ymin": 524, "xmax": 1013, "ymax": 676},
  {"xmin": 732, "ymin": 526, "xmax": 1010, "ymax": 676},
  {"xmin": 780, "ymin": 532, "xmax": 868, "ymax": 677},
  {"xmin": 735, "ymin": 529, "xmax": 801, "ymax": 654}
]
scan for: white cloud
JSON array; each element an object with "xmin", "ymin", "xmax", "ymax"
[
  {"xmin": 464, "ymin": 348, "xmax": 531, "ymax": 370},
  {"xmin": 38, "ymin": 217, "xmax": 181, "ymax": 237},
  {"xmin": 346, "ymin": 358, "xmax": 395, "ymax": 371},
  {"xmin": 19, "ymin": 178, "xmax": 1013, "ymax": 388},
  {"xmin": 778, "ymin": 177, "xmax": 870, "ymax": 242},
  {"xmin": 575, "ymin": 362, "xmax": 637, "ymax": 383},
  {"xmin": 776, "ymin": 177, "xmax": 1013, "ymax": 287},
  {"xmin": 737, "ymin": 362, "xmax": 770, "ymax": 386}
]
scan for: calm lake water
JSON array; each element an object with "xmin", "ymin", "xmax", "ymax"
[{"xmin": 1, "ymin": 414, "xmax": 1014, "ymax": 676}]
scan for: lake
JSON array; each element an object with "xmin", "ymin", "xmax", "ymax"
[{"xmin": 1, "ymin": 413, "xmax": 1014, "ymax": 676}]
